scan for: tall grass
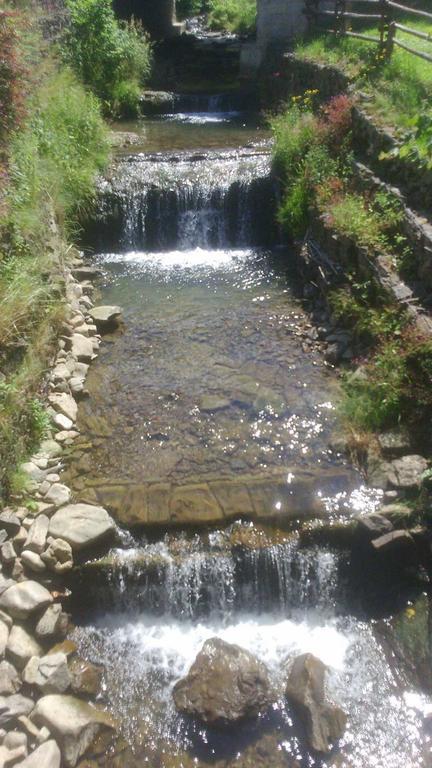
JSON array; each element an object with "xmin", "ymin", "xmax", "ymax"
[{"xmin": 0, "ymin": 13, "xmax": 110, "ymax": 499}]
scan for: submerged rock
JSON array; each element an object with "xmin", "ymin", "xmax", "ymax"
[
  {"xmin": 31, "ymin": 694, "xmax": 117, "ymax": 768},
  {"xmin": 285, "ymin": 653, "xmax": 347, "ymax": 754},
  {"xmin": 173, "ymin": 637, "xmax": 273, "ymax": 725}
]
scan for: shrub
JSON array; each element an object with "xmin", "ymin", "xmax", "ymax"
[
  {"xmin": 63, "ymin": 0, "xmax": 152, "ymax": 115},
  {"xmin": 207, "ymin": 0, "xmax": 256, "ymax": 35}
]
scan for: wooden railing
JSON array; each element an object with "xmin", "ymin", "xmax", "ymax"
[{"xmin": 305, "ymin": 0, "xmax": 432, "ymax": 62}]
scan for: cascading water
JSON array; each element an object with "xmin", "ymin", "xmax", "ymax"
[
  {"xmin": 71, "ymin": 98, "xmax": 432, "ymax": 768},
  {"xmin": 91, "ymin": 149, "xmax": 275, "ymax": 251}
]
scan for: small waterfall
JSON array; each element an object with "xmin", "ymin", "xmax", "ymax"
[
  {"xmin": 88, "ymin": 150, "xmax": 276, "ymax": 251},
  {"xmin": 72, "ymin": 532, "xmax": 343, "ymax": 620},
  {"xmin": 173, "ymin": 92, "xmax": 251, "ymax": 114}
]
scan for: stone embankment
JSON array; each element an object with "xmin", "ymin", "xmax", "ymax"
[{"xmin": 0, "ymin": 256, "xmax": 122, "ymax": 766}]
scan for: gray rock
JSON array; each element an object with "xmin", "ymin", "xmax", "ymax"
[
  {"xmin": 40, "ymin": 540, "xmax": 73, "ymax": 574},
  {"xmin": 0, "ymin": 621, "xmax": 9, "ymax": 659},
  {"xmin": 173, "ymin": 637, "xmax": 273, "ymax": 724},
  {"xmin": 3, "ymin": 731, "xmax": 27, "ymax": 752},
  {"xmin": 44, "ymin": 485, "xmax": 71, "ymax": 508},
  {"xmin": 0, "ymin": 580, "xmax": 13, "ymax": 601},
  {"xmin": 0, "ymin": 514, "xmax": 20, "ymax": 538},
  {"xmin": 53, "ymin": 413, "xmax": 73, "ymax": 431},
  {"xmin": 89, "ymin": 306, "xmax": 122, "ymax": 332},
  {"xmin": 15, "ymin": 740, "xmax": 61, "ymax": 768},
  {"xmin": 39, "ymin": 440, "xmax": 63, "ymax": 459},
  {"xmin": 70, "ymin": 334, "xmax": 94, "ymax": 363},
  {"xmin": 24, "ymin": 653, "xmax": 71, "ymax": 695},
  {"xmin": 13, "ymin": 527, "xmax": 28, "ymax": 552},
  {"xmin": 24, "ymin": 515, "xmax": 49, "ymax": 554},
  {"xmin": 0, "ymin": 661, "xmax": 21, "ymax": 695},
  {"xmin": 371, "ymin": 529, "xmax": 415, "ymax": 554},
  {"xmin": 48, "ymin": 394, "xmax": 77, "ymax": 424},
  {"xmin": 20, "ymin": 463, "xmax": 46, "ymax": 483},
  {"xmin": 7, "ymin": 626, "xmax": 42, "ymax": 670},
  {"xmin": 48, "ymin": 505, "xmax": 115, "ymax": 552},
  {"xmin": 356, "ymin": 513, "xmax": 394, "ymax": 541},
  {"xmin": 0, "ymin": 694, "xmax": 34, "ymax": 727},
  {"xmin": 387, "ymin": 455, "xmax": 428, "ymax": 490},
  {"xmin": 21, "ymin": 551, "xmax": 46, "ymax": 574},
  {"xmin": 377, "ymin": 430, "xmax": 411, "ymax": 458},
  {"xmin": 0, "ymin": 743, "xmax": 27, "ymax": 764},
  {"xmin": 71, "ymin": 266, "xmax": 102, "ymax": 281},
  {"xmin": 35, "ymin": 605, "xmax": 68, "ymax": 641},
  {"xmin": 0, "ymin": 581, "xmax": 52, "ymax": 620},
  {"xmin": 0, "ymin": 543, "xmax": 16, "ymax": 567},
  {"xmin": 286, "ymin": 653, "xmax": 347, "ymax": 754},
  {"xmin": 31, "ymin": 694, "xmax": 117, "ymax": 767}
]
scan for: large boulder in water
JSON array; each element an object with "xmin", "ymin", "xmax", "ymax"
[
  {"xmin": 173, "ymin": 637, "xmax": 274, "ymax": 725},
  {"xmin": 285, "ymin": 653, "xmax": 347, "ymax": 754}
]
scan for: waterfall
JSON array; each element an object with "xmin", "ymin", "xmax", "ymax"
[
  {"xmin": 88, "ymin": 150, "xmax": 276, "ymax": 251},
  {"xmin": 72, "ymin": 532, "xmax": 343, "ymax": 620}
]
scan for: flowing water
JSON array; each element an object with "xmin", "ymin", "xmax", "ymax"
[{"xmin": 70, "ymin": 99, "xmax": 432, "ymax": 767}]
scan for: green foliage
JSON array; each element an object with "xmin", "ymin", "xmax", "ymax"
[
  {"xmin": 271, "ymin": 107, "xmax": 317, "ymax": 180},
  {"xmin": 278, "ymin": 145, "xmax": 339, "ymax": 236},
  {"xmin": 0, "ymin": 13, "xmax": 110, "ymax": 500},
  {"xmin": 327, "ymin": 193, "xmax": 387, "ymax": 250},
  {"xmin": 207, "ymin": 0, "xmax": 256, "ymax": 35},
  {"xmin": 176, "ymin": 0, "xmax": 204, "ymax": 20},
  {"xmin": 63, "ymin": 0, "xmax": 152, "ymax": 116},
  {"xmin": 390, "ymin": 110, "xmax": 432, "ymax": 170},
  {"xmin": 341, "ymin": 333, "xmax": 432, "ymax": 431},
  {"xmin": 328, "ymin": 286, "xmax": 406, "ymax": 345},
  {"xmin": 7, "ymin": 68, "xmax": 109, "ymax": 235}
]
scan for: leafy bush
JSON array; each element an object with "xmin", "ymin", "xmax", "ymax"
[
  {"xmin": 207, "ymin": 0, "xmax": 256, "ymax": 35},
  {"xmin": 63, "ymin": 0, "xmax": 152, "ymax": 116}
]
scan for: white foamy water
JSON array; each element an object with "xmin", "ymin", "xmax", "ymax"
[
  {"xmin": 98, "ymin": 247, "xmax": 252, "ymax": 271},
  {"xmin": 73, "ymin": 609, "xmax": 432, "ymax": 768}
]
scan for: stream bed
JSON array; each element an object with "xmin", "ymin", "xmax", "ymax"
[{"xmin": 69, "ymin": 99, "xmax": 432, "ymax": 767}]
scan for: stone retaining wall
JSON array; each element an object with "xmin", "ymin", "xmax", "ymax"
[{"xmin": 0, "ymin": 247, "xmax": 121, "ymax": 766}]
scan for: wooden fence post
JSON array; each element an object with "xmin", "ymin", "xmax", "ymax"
[
  {"xmin": 335, "ymin": 0, "xmax": 347, "ymax": 37},
  {"xmin": 378, "ymin": 0, "xmax": 388, "ymax": 55},
  {"xmin": 386, "ymin": 19, "xmax": 396, "ymax": 58}
]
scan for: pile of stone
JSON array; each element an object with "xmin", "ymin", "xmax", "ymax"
[{"xmin": 0, "ymin": 255, "xmax": 120, "ymax": 766}]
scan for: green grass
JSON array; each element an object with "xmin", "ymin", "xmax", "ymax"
[
  {"xmin": 0, "ymin": 13, "xmax": 110, "ymax": 501},
  {"xmin": 341, "ymin": 333, "xmax": 432, "ymax": 432},
  {"xmin": 295, "ymin": 18, "xmax": 432, "ymax": 133},
  {"xmin": 207, "ymin": 0, "xmax": 256, "ymax": 35}
]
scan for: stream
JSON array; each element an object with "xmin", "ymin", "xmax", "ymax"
[{"xmin": 69, "ymin": 98, "xmax": 432, "ymax": 767}]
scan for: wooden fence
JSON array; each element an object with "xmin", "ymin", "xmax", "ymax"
[{"xmin": 305, "ymin": 0, "xmax": 432, "ymax": 63}]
